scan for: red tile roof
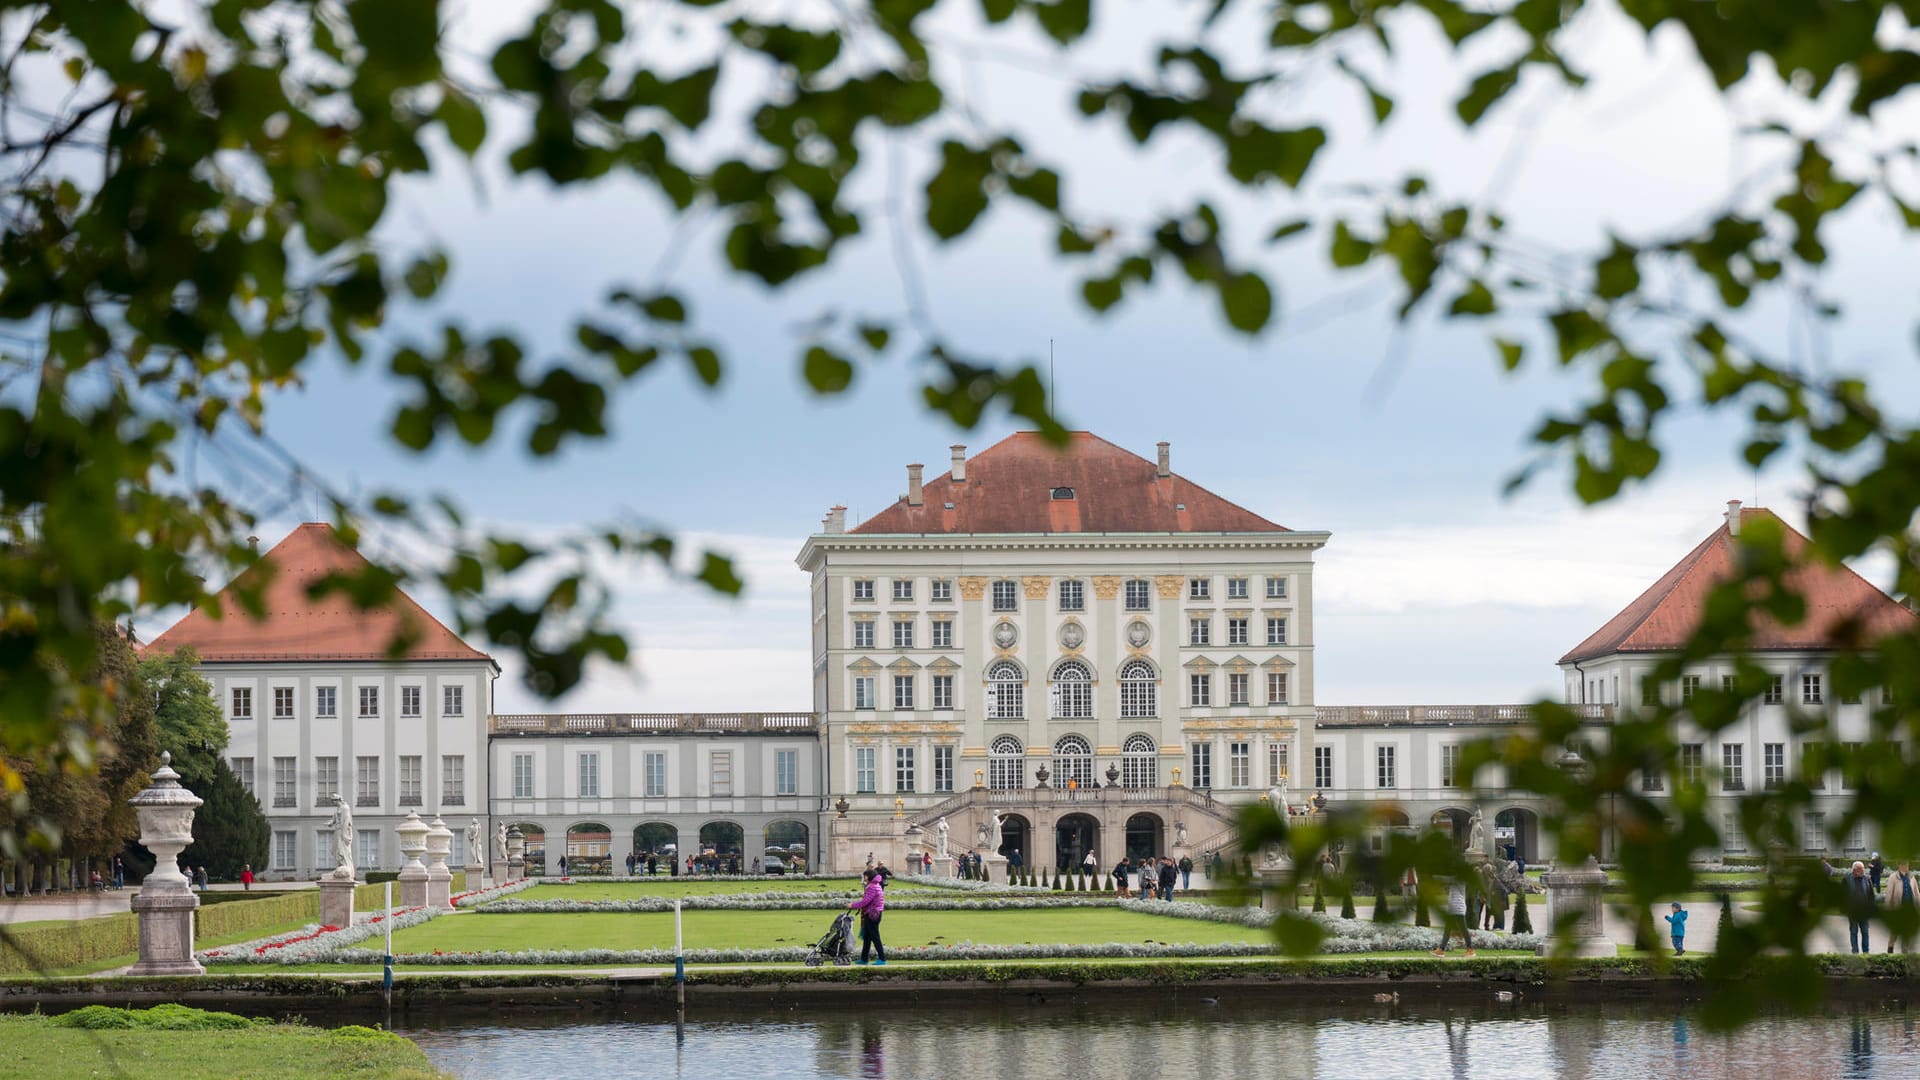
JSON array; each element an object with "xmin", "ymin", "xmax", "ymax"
[
  {"xmin": 1561, "ymin": 508, "xmax": 1916, "ymax": 663},
  {"xmin": 142, "ymin": 524, "xmax": 492, "ymax": 664},
  {"xmin": 850, "ymin": 432, "xmax": 1289, "ymax": 535}
]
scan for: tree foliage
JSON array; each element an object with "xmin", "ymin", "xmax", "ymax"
[
  {"xmin": 136, "ymin": 647, "xmax": 226, "ymax": 786},
  {"xmin": 181, "ymin": 757, "xmax": 269, "ymax": 882}
]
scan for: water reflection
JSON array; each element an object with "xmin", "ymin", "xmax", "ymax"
[{"xmin": 399, "ymin": 997, "xmax": 1920, "ymax": 1080}]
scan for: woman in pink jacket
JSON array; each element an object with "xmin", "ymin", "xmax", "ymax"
[{"xmin": 849, "ymin": 868, "xmax": 887, "ymax": 965}]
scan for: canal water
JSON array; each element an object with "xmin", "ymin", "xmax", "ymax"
[{"xmin": 399, "ymin": 995, "xmax": 1919, "ymax": 1079}]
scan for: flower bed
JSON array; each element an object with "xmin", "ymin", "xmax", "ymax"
[
  {"xmin": 478, "ymin": 895, "xmax": 1134, "ymax": 914},
  {"xmin": 200, "ymin": 906, "xmax": 440, "ymax": 965},
  {"xmin": 535, "ymin": 874, "xmax": 858, "ymax": 884},
  {"xmin": 331, "ymin": 940, "xmax": 1287, "ymax": 966},
  {"xmin": 451, "ymin": 878, "xmax": 537, "ymax": 908},
  {"xmin": 899, "ymin": 874, "xmax": 1047, "ymax": 894}
]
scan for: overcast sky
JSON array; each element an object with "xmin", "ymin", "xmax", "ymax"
[{"xmin": 152, "ymin": 1, "xmax": 1920, "ymax": 713}]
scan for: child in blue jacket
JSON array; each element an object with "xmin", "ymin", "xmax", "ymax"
[{"xmin": 1664, "ymin": 902, "xmax": 1689, "ymax": 956}]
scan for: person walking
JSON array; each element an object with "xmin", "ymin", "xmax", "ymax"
[
  {"xmin": 111, "ymin": 855, "xmax": 124, "ymax": 890},
  {"xmin": 1886, "ymin": 861, "xmax": 1919, "ymax": 953},
  {"xmin": 1083, "ymin": 849, "xmax": 1098, "ymax": 882},
  {"xmin": 240, "ymin": 864, "xmax": 254, "ymax": 892},
  {"xmin": 1664, "ymin": 902, "xmax": 1688, "ymax": 955},
  {"xmin": 1845, "ymin": 860, "xmax": 1877, "ymax": 953},
  {"xmin": 1432, "ymin": 876, "xmax": 1476, "ymax": 957},
  {"xmin": 558, "ymin": 854, "xmax": 569, "ymax": 877},
  {"xmin": 849, "ymin": 868, "xmax": 888, "ymax": 965},
  {"xmin": 1138, "ymin": 856, "xmax": 1158, "ymax": 900},
  {"xmin": 1178, "ymin": 854, "xmax": 1193, "ymax": 891},
  {"xmin": 1158, "ymin": 857, "xmax": 1177, "ymax": 901},
  {"xmin": 1870, "ymin": 853, "xmax": 1886, "ymax": 893},
  {"xmin": 1114, "ymin": 857, "xmax": 1131, "ymax": 899}
]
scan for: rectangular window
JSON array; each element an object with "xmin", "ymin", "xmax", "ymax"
[
  {"xmin": 273, "ymin": 831, "xmax": 296, "ymax": 871},
  {"xmin": 1721, "ymin": 743, "xmax": 1744, "ymax": 792},
  {"xmin": 512, "ymin": 753, "xmax": 534, "ymax": 798},
  {"xmin": 271, "ymin": 757, "xmax": 294, "ymax": 807},
  {"xmin": 991, "ymin": 579, "xmax": 1019, "ymax": 611},
  {"xmin": 442, "ymin": 755, "xmax": 465, "ymax": 806},
  {"xmin": 1804, "ymin": 745, "xmax": 1825, "ymax": 790},
  {"xmin": 1189, "ymin": 617, "xmax": 1211, "ymax": 646},
  {"xmin": 1841, "ymin": 688, "xmax": 1862, "ymax": 705},
  {"xmin": 355, "ymin": 757, "xmax": 380, "ymax": 806},
  {"xmin": 853, "ymin": 579, "xmax": 875, "ymax": 601},
  {"xmin": 1058, "ymin": 579, "xmax": 1084, "ymax": 611},
  {"xmin": 1681, "ymin": 675, "xmax": 1700, "ymax": 703},
  {"xmin": 892, "ymin": 578, "xmax": 914, "ymax": 601},
  {"xmin": 316, "ymin": 686, "xmax": 337, "ymax": 718},
  {"xmin": 776, "ymin": 749, "xmax": 798, "ymax": 795},
  {"xmin": 1227, "ymin": 617, "xmax": 1249, "ymax": 646},
  {"xmin": 1377, "ymin": 745, "xmax": 1397, "ymax": 789},
  {"xmin": 1441, "ymin": 744, "xmax": 1461, "ymax": 788},
  {"xmin": 930, "ymin": 579, "xmax": 952, "ymax": 602},
  {"xmin": 893, "ymin": 674, "xmax": 915, "ymax": 710},
  {"xmin": 232, "ymin": 757, "xmax": 255, "ymax": 796},
  {"xmin": 931, "ymin": 619, "xmax": 953, "ymax": 648},
  {"xmin": 1124, "ymin": 579, "xmax": 1151, "ymax": 611},
  {"xmin": 1722, "ymin": 674, "xmax": 1734, "ymax": 694},
  {"xmin": 399, "ymin": 755, "xmax": 423, "ymax": 805},
  {"xmin": 644, "ymin": 752, "xmax": 667, "ymax": 797},
  {"xmin": 358, "ymin": 829, "xmax": 381, "ymax": 870},
  {"xmin": 1227, "ymin": 577, "xmax": 1249, "ymax": 599},
  {"xmin": 1266, "ymin": 617, "xmax": 1288, "ymax": 646},
  {"xmin": 1680, "ymin": 744, "xmax": 1704, "ymax": 786},
  {"xmin": 443, "ymin": 685, "xmax": 464, "ymax": 716},
  {"xmin": 1313, "ymin": 746, "xmax": 1333, "ymax": 790},
  {"xmin": 577, "ymin": 752, "xmax": 599, "ymax": 799},
  {"xmin": 1266, "ymin": 576, "xmax": 1288, "ymax": 599},
  {"xmin": 1841, "ymin": 741, "xmax": 1862, "ymax": 790},
  {"xmin": 1189, "ymin": 673, "xmax": 1212, "ymax": 707},
  {"xmin": 931, "ymin": 674, "xmax": 954, "ymax": 710},
  {"xmin": 895, "ymin": 747, "xmax": 916, "ymax": 793},
  {"xmin": 1228, "ymin": 672, "xmax": 1250, "ymax": 706},
  {"xmin": 853, "ymin": 620, "xmax": 875, "ymax": 649},
  {"xmin": 1763, "ymin": 743, "xmax": 1785, "ymax": 790},
  {"xmin": 315, "ymin": 756, "xmax": 339, "ymax": 802},
  {"xmin": 892, "ymin": 618, "xmax": 914, "ymax": 649},
  {"xmin": 1229, "ymin": 742, "xmax": 1251, "ymax": 787},
  {"xmin": 1724, "ymin": 813, "xmax": 1748, "ymax": 853},
  {"xmin": 1642, "ymin": 764, "xmax": 1665, "ymax": 793},
  {"xmin": 358, "ymin": 686, "xmax": 379, "ymax": 718},
  {"xmin": 1765, "ymin": 675, "xmax": 1784, "ymax": 705},
  {"xmin": 1189, "ymin": 742, "xmax": 1212, "ymax": 789},
  {"xmin": 1268, "ymin": 742, "xmax": 1290, "ymax": 787},
  {"xmin": 231, "ymin": 687, "xmax": 252, "ymax": 719},
  {"xmin": 934, "ymin": 745, "xmax": 955, "ymax": 792},
  {"xmin": 1267, "ymin": 671, "xmax": 1290, "ymax": 706},
  {"xmin": 854, "ymin": 676, "xmax": 876, "ymax": 710},
  {"xmin": 1803, "ymin": 811, "xmax": 1827, "ymax": 852},
  {"xmin": 273, "ymin": 687, "xmax": 294, "ymax": 719},
  {"xmin": 855, "ymin": 747, "xmax": 877, "ymax": 794},
  {"xmin": 1802, "ymin": 674, "xmax": 1823, "ymax": 705},
  {"xmin": 1641, "ymin": 679, "xmax": 1660, "ymax": 707},
  {"xmin": 1848, "ymin": 820, "xmax": 1867, "ymax": 852},
  {"xmin": 1188, "ymin": 577, "xmax": 1211, "ymax": 600},
  {"xmin": 710, "ymin": 751, "xmax": 734, "ymax": 797},
  {"xmin": 400, "ymin": 686, "xmax": 421, "ymax": 718}
]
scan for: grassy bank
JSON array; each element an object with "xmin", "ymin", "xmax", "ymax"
[{"xmin": 0, "ymin": 1006, "xmax": 445, "ymax": 1079}]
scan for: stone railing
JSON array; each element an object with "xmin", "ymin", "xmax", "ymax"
[
  {"xmin": 1312, "ymin": 703, "xmax": 1613, "ymax": 727},
  {"xmin": 490, "ymin": 712, "xmax": 818, "ymax": 735},
  {"xmin": 906, "ymin": 784, "xmax": 1241, "ymax": 831}
]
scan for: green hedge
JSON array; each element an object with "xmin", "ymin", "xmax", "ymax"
[
  {"xmin": 1, "ymin": 914, "xmax": 141, "ymax": 976},
  {"xmin": 196, "ymin": 892, "xmax": 318, "ymax": 939}
]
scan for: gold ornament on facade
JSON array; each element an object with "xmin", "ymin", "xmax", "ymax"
[
  {"xmin": 1022, "ymin": 575, "xmax": 1051, "ymax": 600},
  {"xmin": 957, "ymin": 576, "xmax": 989, "ymax": 601},
  {"xmin": 1092, "ymin": 576, "xmax": 1122, "ymax": 600},
  {"xmin": 973, "ymin": 768, "xmax": 986, "ymax": 789},
  {"xmin": 1154, "ymin": 575, "xmax": 1183, "ymax": 599}
]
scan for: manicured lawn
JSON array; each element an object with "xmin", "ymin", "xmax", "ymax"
[
  {"xmin": 393, "ymin": 908, "xmax": 1265, "ymax": 954},
  {"xmin": 203, "ymin": 949, "xmax": 1542, "ymax": 974},
  {"xmin": 0, "ymin": 1014, "xmax": 445, "ymax": 1079},
  {"xmin": 513, "ymin": 879, "xmax": 929, "ymax": 901},
  {"xmin": 24, "ymin": 917, "xmax": 322, "ymax": 977}
]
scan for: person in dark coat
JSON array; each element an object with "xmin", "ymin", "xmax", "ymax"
[
  {"xmin": 1158, "ymin": 857, "xmax": 1177, "ymax": 901},
  {"xmin": 1845, "ymin": 861, "xmax": 1878, "ymax": 953}
]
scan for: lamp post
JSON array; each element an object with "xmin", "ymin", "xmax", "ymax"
[{"xmin": 127, "ymin": 752, "xmax": 204, "ymax": 975}]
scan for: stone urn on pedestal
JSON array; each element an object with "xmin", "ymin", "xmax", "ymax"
[
  {"xmin": 396, "ymin": 810, "xmax": 430, "ymax": 907},
  {"xmin": 506, "ymin": 825, "xmax": 527, "ymax": 879},
  {"xmin": 424, "ymin": 815, "xmax": 455, "ymax": 907},
  {"xmin": 127, "ymin": 752, "xmax": 205, "ymax": 975},
  {"xmin": 1537, "ymin": 856, "xmax": 1614, "ymax": 958}
]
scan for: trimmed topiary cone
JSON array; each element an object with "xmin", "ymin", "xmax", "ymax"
[
  {"xmin": 1512, "ymin": 889, "xmax": 1533, "ymax": 935},
  {"xmin": 1415, "ymin": 900, "xmax": 1431, "ymax": 928},
  {"xmin": 1312, "ymin": 880, "xmax": 1327, "ymax": 913},
  {"xmin": 1373, "ymin": 893, "xmax": 1394, "ymax": 922},
  {"xmin": 1716, "ymin": 892, "xmax": 1734, "ymax": 944},
  {"xmin": 1340, "ymin": 892, "xmax": 1357, "ymax": 920}
]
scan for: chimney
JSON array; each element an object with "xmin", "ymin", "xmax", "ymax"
[
  {"xmin": 247, "ymin": 535, "xmax": 260, "ymax": 554},
  {"xmin": 950, "ymin": 444, "xmax": 967, "ymax": 483},
  {"xmin": 823, "ymin": 506, "xmax": 847, "ymax": 534},
  {"xmin": 1726, "ymin": 499, "xmax": 1742, "ymax": 536},
  {"xmin": 1155, "ymin": 441, "xmax": 1171, "ymax": 478},
  {"xmin": 906, "ymin": 464, "xmax": 924, "ymax": 507}
]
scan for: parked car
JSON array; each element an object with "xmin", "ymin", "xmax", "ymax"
[{"xmin": 763, "ymin": 856, "xmax": 787, "ymax": 875}]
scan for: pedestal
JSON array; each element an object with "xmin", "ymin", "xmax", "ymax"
[
  {"xmin": 129, "ymin": 889, "xmax": 204, "ymax": 975},
  {"xmin": 399, "ymin": 864, "xmax": 429, "ymax": 908},
  {"xmin": 981, "ymin": 851, "xmax": 1007, "ymax": 884},
  {"xmin": 1537, "ymin": 856, "xmax": 1613, "ymax": 958},
  {"xmin": 467, "ymin": 863, "xmax": 486, "ymax": 890},
  {"xmin": 319, "ymin": 875, "xmax": 361, "ymax": 930},
  {"xmin": 1259, "ymin": 862, "xmax": 1298, "ymax": 913},
  {"xmin": 507, "ymin": 856, "xmax": 524, "ymax": 880}
]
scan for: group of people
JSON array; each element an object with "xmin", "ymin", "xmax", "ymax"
[
  {"xmin": 624, "ymin": 851, "xmax": 670, "ymax": 876},
  {"xmin": 1830, "ymin": 854, "xmax": 1920, "ymax": 954},
  {"xmin": 1113, "ymin": 855, "xmax": 1190, "ymax": 901}
]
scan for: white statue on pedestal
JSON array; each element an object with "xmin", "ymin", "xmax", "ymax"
[
  {"xmin": 1268, "ymin": 783, "xmax": 1289, "ymax": 816},
  {"xmin": 466, "ymin": 818, "xmax": 480, "ymax": 864},
  {"xmin": 493, "ymin": 821, "xmax": 509, "ymax": 863},
  {"xmin": 329, "ymin": 794, "xmax": 355, "ymax": 879},
  {"xmin": 1468, "ymin": 807, "xmax": 1488, "ymax": 855},
  {"xmin": 935, "ymin": 816, "xmax": 950, "ymax": 858},
  {"xmin": 1174, "ymin": 820, "xmax": 1189, "ymax": 847},
  {"xmin": 988, "ymin": 810, "xmax": 1007, "ymax": 850}
]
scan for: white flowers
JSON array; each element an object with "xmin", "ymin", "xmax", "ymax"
[
  {"xmin": 200, "ymin": 905, "xmax": 442, "ymax": 965},
  {"xmin": 452, "ymin": 878, "xmax": 539, "ymax": 908},
  {"xmin": 326, "ymin": 941, "xmax": 1286, "ymax": 966}
]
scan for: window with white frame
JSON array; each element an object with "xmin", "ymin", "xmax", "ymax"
[
  {"xmin": 577, "ymin": 752, "xmax": 600, "ymax": 798},
  {"xmin": 1441, "ymin": 744, "xmax": 1461, "ymax": 788},
  {"xmin": 930, "ymin": 578, "xmax": 953, "ymax": 602},
  {"xmin": 1804, "ymin": 744, "xmax": 1825, "ymax": 790},
  {"xmin": 358, "ymin": 686, "xmax": 379, "ymax": 717},
  {"xmin": 1313, "ymin": 746, "xmax": 1333, "ymax": 790},
  {"xmin": 987, "ymin": 662, "xmax": 1024, "ymax": 719},
  {"xmin": 512, "ymin": 753, "xmax": 534, "ymax": 798},
  {"xmin": 231, "ymin": 757, "xmax": 255, "ymax": 796},
  {"xmin": 1763, "ymin": 743, "xmax": 1785, "ymax": 789},
  {"xmin": 356, "ymin": 756, "xmax": 380, "ymax": 806},
  {"xmin": 989, "ymin": 735, "xmax": 1024, "ymax": 789},
  {"xmin": 931, "ymin": 674, "xmax": 954, "ymax": 710},
  {"xmin": 1124, "ymin": 579, "xmax": 1151, "ymax": 611},
  {"xmin": 1642, "ymin": 761, "xmax": 1665, "ymax": 792},
  {"xmin": 1847, "ymin": 820, "xmax": 1867, "ymax": 851},
  {"xmin": 316, "ymin": 756, "xmax": 339, "ymax": 801},
  {"xmin": 316, "ymin": 686, "xmax": 337, "ymax": 718},
  {"xmin": 991, "ymin": 579, "xmax": 1018, "ymax": 611},
  {"xmin": 1052, "ymin": 661, "xmax": 1093, "ymax": 718},
  {"xmin": 892, "ymin": 578, "xmax": 914, "ymax": 601},
  {"xmin": 273, "ymin": 831, "xmax": 297, "ymax": 871},
  {"xmin": 358, "ymin": 829, "xmax": 381, "ymax": 869},
  {"xmin": 1229, "ymin": 741, "xmax": 1251, "ymax": 787},
  {"xmin": 933, "ymin": 745, "xmax": 955, "ymax": 792},
  {"xmin": 1058, "ymin": 579, "xmax": 1084, "ymax": 611},
  {"xmin": 710, "ymin": 751, "xmax": 733, "ymax": 797},
  {"xmin": 271, "ymin": 757, "xmax": 294, "ymax": 807},
  {"xmin": 776, "ymin": 749, "xmax": 797, "ymax": 795},
  {"xmin": 232, "ymin": 687, "xmax": 252, "ymax": 719},
  {"xmin": 1190, "ymin": 742, "xmax": 1213, "ymax": 788},
  {"xmin": 1268, "ymin": 741, "xmax": 1290, "ymax": 787},
  {"xmin": 931, "ymin": 618, "xmax": 953, "ymax": 648},
  {"xmin": 895, "ymin": 747, "xmax": 916, "ymax": 792},
  {"xmin": 853, "ymin": 579, "xmax": 875, "ymax": 601},
  {"xmin": 644, "ymin": 752, "xmax": 667, "ymax": 797},
  {"xmin": 1803, "ymin": 811, "xmax": 1827, "ymax": 852},
  {"xmin": 893, "ymin": 674, "xmax": 915, "ymax": 710},
  {"xmin": 1267, "ymin": 671, "xmax": 1290, "ymax": 705},
  {"xmin": 1189, "ymin": 617, "xmax": 1211, "ymax": 646},
  {"xmin": 1122, "ymin": 735, "xmax": 1158, "ymax": 787},
  {"xmin": 1764, "ymin": 675, "xmax": 1784, "ymax": 705},
  {"xmin": 1227, "ymin": 617, "xmax": 1248, "ymax": 646},
  {"xmin": 1723, "ymin": 813, "xmax": 1748, "ymax": 853},
  {"xmin": 443, "ymin": 685, "xmax": 464, "ymax": 716},
  {"xmin": 1189, "ymin": 672, "xmax": 1212, "ymax": 707},
  {"xmin": 853, "ymin": 620, "xmax": 875, "ymax": 649},
  {"xmin": 1641, "ymin": 679, "xmax": 1660, "ymax": 707},
  {"xmin": 853, "ymin": 676, "xmax": 876, "ymax": 710},
  {"xmin": 400, "ymin": 686, "xmax": 421, "ymax": 718},
  {"xmin": 855, "ymin": 746, "xmax": 877, "ymax": 793},
  {"xmin": 442, "ymin": 755, "xmax": 465, "ymax": 805},
  {"xmin": 1681, "ymin": 675, "xmax": 1700, "ymax": 703},
  {"xmin": 1188, "ymin": 577, "xmax": 1210, "ymax": 599},
  {"xmin": 1841, "ymin": 740, "xmax": 1862, "ymax": 790},
  {"xmin": 1228, "ymin": 671, "xmax": 1249, "ymax": 705},
  {"xmin": 1227, "ymin": 577, "xmax": 1248, "ymax": 600},
  {"xmin": 399, "ymin": 755, "xmax": 423, "ymax": 805},
  {"xmin": 1265, "ymin": 576, "xmax": 1288, "ymax": 599},
  {"xmin": 1266, "ymin": 617, "xmax": 1288, "ymax": 646},
  {"xmin": 1052, "ymin": 735, "xmax": 1093, "ymax": 788},
  {"xmin": 1680, "ymin": 743, "xmax": 1703, "ymax": 786},
  {"xmin": 892, "ymin": 618, "xmax": 914, "ymax": 649},
  {"xmin": 1721, "ymin": 743, "xmax": 1744, "ymax": 792},
  {"xmin": 1376, "ymin": 745, "xmax": 1397, "ymax": 789},
  {"xmin": 1803, "ymin": 674, "xmax": 1823, "ymax": 704},
  {"xmin": 273, "ymin": 687, "xmax": 294, "ymax": 719},
  {"xmin": 1120, "ymin": 660, "xmax": 1156, "ymax": 717}
]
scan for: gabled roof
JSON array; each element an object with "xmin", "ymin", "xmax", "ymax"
[
  {"xmin": 849, "ymin": 432, "xmax": 1289, "ymax": 535},
  {"xmin": 1560, "ymin": 507, "xmax": 1916, "ymax": 664},
  {"xmin": 142, "ymin": 524, "xmax": 492, "ymax": 664}
]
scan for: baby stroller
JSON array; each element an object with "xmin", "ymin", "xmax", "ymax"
[{"xmin": 806, "ymin": 910, "xmax": 856, "ymax": 967}]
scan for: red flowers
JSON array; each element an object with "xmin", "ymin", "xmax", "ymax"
[{"xmin": 253, "ymin": 925, "xmax": 340, "ymax": 955}]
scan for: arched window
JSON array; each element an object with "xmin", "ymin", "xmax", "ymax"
[
  {"xmin": 987, "ymin": 661, "xmax": 1025, "ymax": 719},
  {"xmin": 1120, "ymin": 660, "xmax": 1157, "ymax": 718},
  {"xmin": 1052, "ymin": 735, "xmax": 1093, "ymax": 789},
  {"xmin": 1051, "ymin": 660, "xmax": 1093, "ymax": 718},
  {"xmin": 989, "ymin": 735, "xmax": 1025, "ymax": 790},
  {"xmin": 1123, "ymin": 734, "xmax": 1158, "ymax": 788}
]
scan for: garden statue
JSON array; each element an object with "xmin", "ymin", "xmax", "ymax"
[
  {"xmin": 1174, "ymin": 820, "xmax": 1190, "ymax": 847},
  {"xmin": 1468, "ymin": 807, "xmax": 1488, "ymax": 856},
  {"xmin": 935, "ymin": 816, "xmax": 950, "ymax": 858},
  {"xmin": 990, "ymin": 810, "xmax": 1007, "ymax": 849},
  {"xmin": 466, "ymin": 818, "xmax": 481, "ymax": 862},
  {"xmin": 328, "ymin": 793, "xmax": 354, "ymax": 878},
  {"xmin": 493, "ymin": 821, "xmax": 509, "ymax": 863},
  {"xmin": 1268, "ymin": 782, "xmax": 1289, "ymax": 815}
]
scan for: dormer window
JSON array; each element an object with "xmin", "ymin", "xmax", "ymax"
[{"xmin": 1051, "ymin": 487, "xmax": 1075, "ymax": 500}]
